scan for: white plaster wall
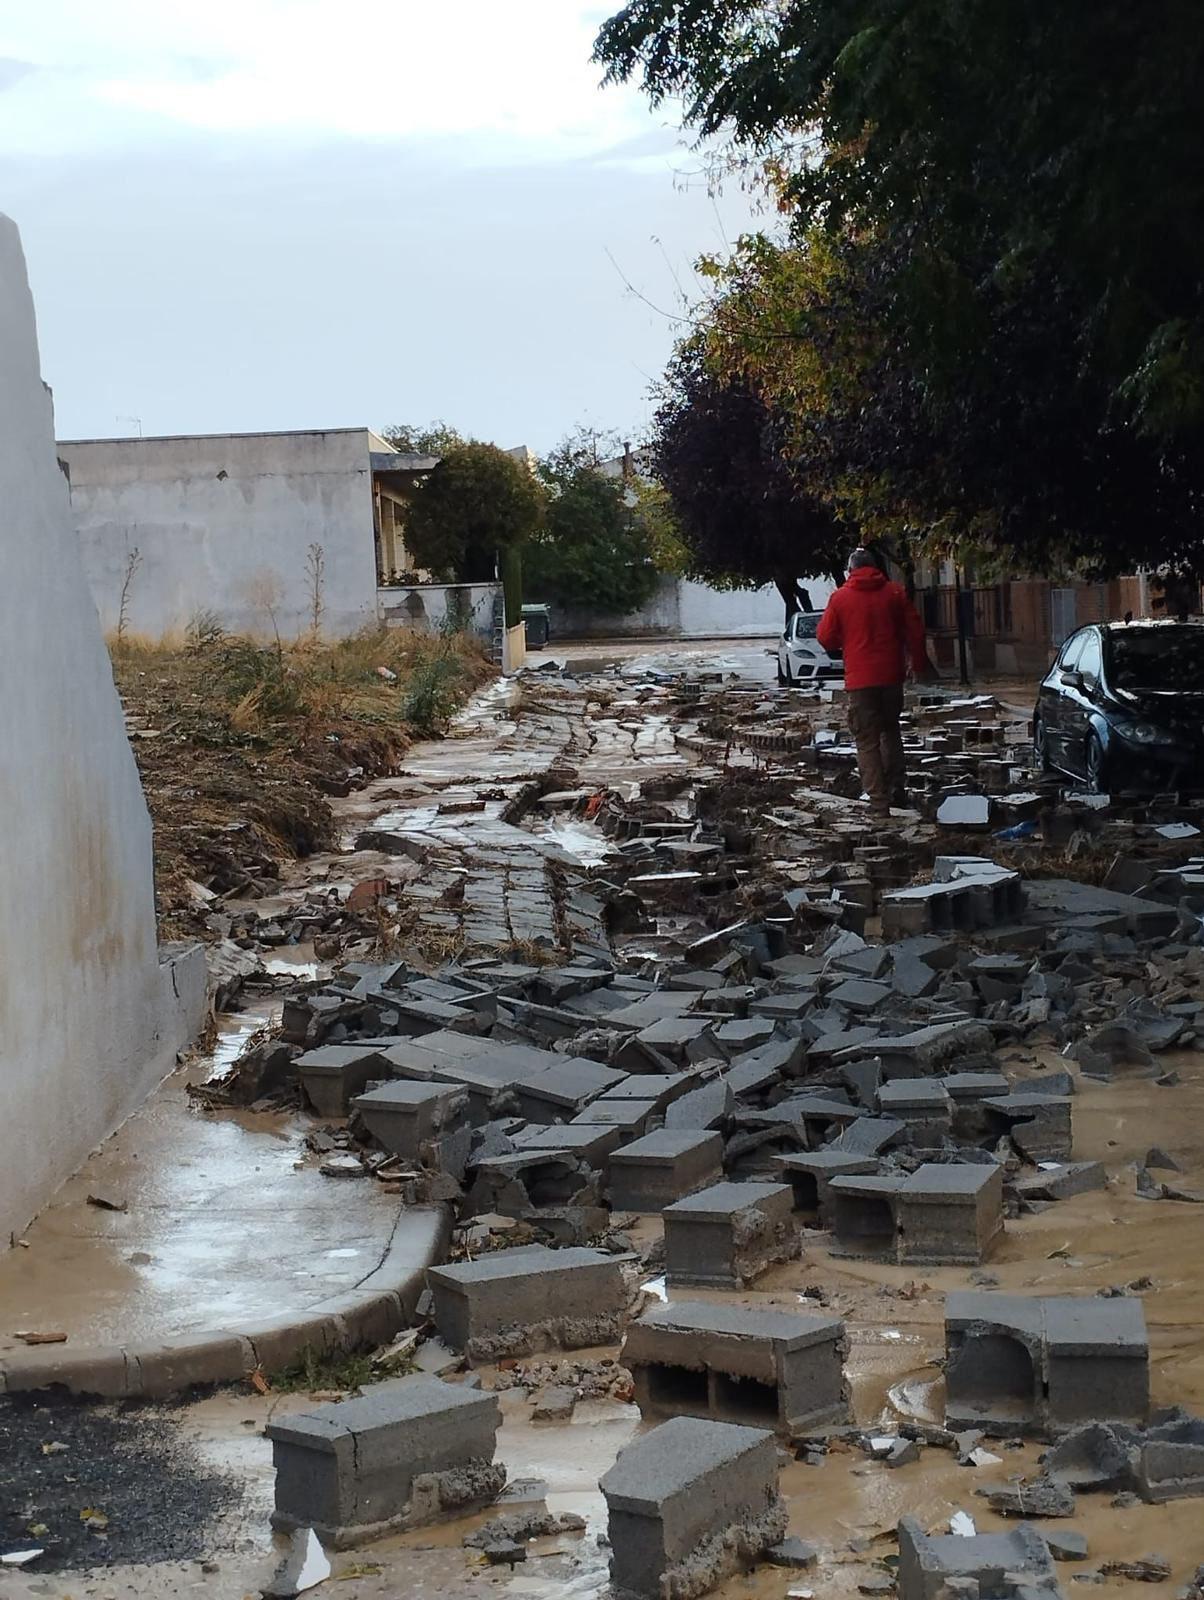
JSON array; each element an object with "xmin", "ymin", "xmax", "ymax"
[
  {"xmin": 0, "ymin": 216, "xmax": 205, "ymax": 1245},
  {"xmin": 550, "ymin": 574, "xmax": 838, "ymax": 640},
  {"xmin": 60, "ymin": 429, "xmax": 383, "ymax": 640},
  {"xmin": 378, "ymin": 582, "xmax": 499, "ymax": 642}
]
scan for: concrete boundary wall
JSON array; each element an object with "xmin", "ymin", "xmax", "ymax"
[
  {"xmin": 0, "ymin": 214, "xmax": 207, "ymax": 1245},
  {"xmin": 549, "ymin": 575, "xmax": 838, "ymax": 641},
  {"xmin": 60, "ymin": 427, "xmax": 384, "ymax": 639}
]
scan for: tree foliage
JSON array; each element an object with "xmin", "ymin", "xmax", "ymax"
[
  {"xmin": 525, "ymin": 466, "xmax": 660, "ymax": 614},
  {"xmin": 381, "ymin": 421, "xmax": 466, "ymax": 457},
  {"xmin": 652, "ymin": 337, "xmax": 849, "ymax": 611},
  {"xmin": 597, "ymin": 0, "xmax": 1204, "ymax": 575},
  {"xmin": 405, "ymin": 443, "xmax": 546, "ymax": 583}
]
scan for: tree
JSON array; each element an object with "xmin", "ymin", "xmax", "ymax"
[
  {"xmin": 596, "ymin": 1, "xmax": 1204, "ymax": 579},
  {"xmin": 525, "ymin": 467, "xmax": 661, "ymax": 615},
  {"xmin": 405, "ymin": 443, "xmax": 546, "ymax": 583},
  {"xmin": 652, "ymin": 339, "xmax": 850, "ymax": 617},
  {"xmin": 381, "ymin": 421, "xmax": 465, "ymax": 457}
]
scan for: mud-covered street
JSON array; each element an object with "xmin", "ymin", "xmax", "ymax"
[{"xmin": 3, "ymin": 644, "xmax": 1204, "ymax": 1600}]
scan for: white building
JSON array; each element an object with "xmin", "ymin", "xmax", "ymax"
[
  {"xmin": 1, "ymin": 215, "xmax": 205, "ymax": 1243},
  {"xmin": 59, "ymin": 427, "xmax": 433, "ymax": 640}
]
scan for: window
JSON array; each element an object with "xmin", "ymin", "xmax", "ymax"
[
  {"xmin": 791, "ymin": 613, "xmax": 820, "ymax": 641},
  {"xmin": 1058, "ymin": 631, "xmax": 1088, "ymax": 671},
  {"xmin": 1077, "ymin": 631, "xmax": 1102, "ymax": 682}
]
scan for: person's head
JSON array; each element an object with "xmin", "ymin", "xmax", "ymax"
[{"xmin": 848, "ymin": 548, "xmax": 880, "ymax": 575}]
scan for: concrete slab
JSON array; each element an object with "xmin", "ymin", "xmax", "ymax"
[{"xmin": 664, "ymin": 1181, "xmax": 799, "ymax": 1288}]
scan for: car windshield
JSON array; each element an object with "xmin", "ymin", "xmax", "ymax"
[
  {"xmin": 794, "ymin": 614, "xmax": 820, "ymax": 639},
  {"xmin": 1107, "ymin": 628, "xmax": 1204, "ymax": 692}
]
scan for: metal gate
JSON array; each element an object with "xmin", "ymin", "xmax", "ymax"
[{"xmin": 1050, "ymin": 588, "xmax": 1077, "ymax": 647}]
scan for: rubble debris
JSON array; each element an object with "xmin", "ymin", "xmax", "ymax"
[
  {"xmin": 266, "ymin": 1376, "xmax": 503, "ymax": 1548},
  {"xmin": 260, "ymin": 1527, "xmax": 331, "ymax": 1597},
  {"xmin": 896, "ymin": 1514, "xmax": 1062, "ymax": 1598},
  {"xmin": 622, "ymin": 1299, "xmax": 848, "ymax": 1436},
  {"xmin": 978, "ymin": 1477, "xmax": 1077, "ymax": 1517},
  {"xmin": 463, "ymin": 1509, "xmax": 586, "ymax": 1548},
  {"xmin": 945, "ymin": 1293, "xmax": 1150, "ymax": 1439},
  {"xmin": 662, "ymin": 1180, "xmax": 799, "ymax": 1288},
  {"xmin": 600, "ymin": 1417, "xmax": 787, "ymax": 1600},
  {"xmin": 426, "ymin": 1243, "xmax": 632, "ymax": 1363}
]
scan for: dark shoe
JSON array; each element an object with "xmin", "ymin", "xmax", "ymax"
[{"xmin": 891, "ymin": 787, "xmax": 907, "ymax": 808}]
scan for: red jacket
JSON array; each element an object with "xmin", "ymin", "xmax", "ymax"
[{"xmin": 817, "ymin": 568, "xmax": 928, "ymax": 690}]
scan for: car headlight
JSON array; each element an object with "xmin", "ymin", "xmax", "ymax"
[{"xmin": 1116, "ymin": 720, "xmax": 1170, "ymax": 744}]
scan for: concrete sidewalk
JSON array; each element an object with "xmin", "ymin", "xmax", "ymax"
[{"xmin": 0, "ymin": 1010, "xmax": 447, "ymax": 1397}]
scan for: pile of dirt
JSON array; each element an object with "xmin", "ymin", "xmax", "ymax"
[{"xmin": 111, "ymin": 629, "xmax": 493, "ymax": 940}]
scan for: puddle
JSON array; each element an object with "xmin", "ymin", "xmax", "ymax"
[
  {"xmin": 204, "ymin": 999, "xmax": 281, "ymax": 1083},
  {"xmin": 536, "ymin": 816, "xmax": 615, "ymax": 867}
]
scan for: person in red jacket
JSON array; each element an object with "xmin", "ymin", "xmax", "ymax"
[{"xmin": 817, "ymin": 549, "xmax": 929, "ymax": 815}]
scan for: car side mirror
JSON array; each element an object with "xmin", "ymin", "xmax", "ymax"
[{"xmin": 1059, "ymin": 668, "xmax": 1085, "ymax": 690}]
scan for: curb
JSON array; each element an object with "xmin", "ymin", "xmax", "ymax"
[{"xmin": 0, "ymin": 1205, "xmax": 452, "ymax": 1401}]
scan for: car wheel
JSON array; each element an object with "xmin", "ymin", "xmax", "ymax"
[
  {"xmin": 1085, "ymin": 731, "xmax": 1110, "ymax": 794},
  {"xmin": 1033, "ymin": 717, "xmax": 1053, "ymax": 774},
  {"xmin": 779, "ymin": 655, "xmax": 793, "ymax": 687}
]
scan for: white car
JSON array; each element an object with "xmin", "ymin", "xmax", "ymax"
[{"xmin": 777, "ymin": 611, "xmax": 843, "ymax": 685}]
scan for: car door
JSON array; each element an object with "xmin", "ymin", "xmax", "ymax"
[
  {"xmin": 1060, "ymin": 628, "xmax": 1103, "ymax": 779},
  {"xmin": 1040, "ymin": 629, "xmax": 1086, "ymax": 768}
]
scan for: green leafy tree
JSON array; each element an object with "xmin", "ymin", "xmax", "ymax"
[
  {"xmin": 381, "ymin": 421, "xmax": 465, "ymax": 457},
  {"xmin": 596, "ymin": 0, "xmax": 1204, "ymax": 577},
  {"xmin": 405, "ymin": 442, "xmax": 546, "ymax": 582},
  {"xmin": 525, "ymin": 466, "xmax": 660, "ymax": 614}
]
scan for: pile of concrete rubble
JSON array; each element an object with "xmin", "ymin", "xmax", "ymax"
[{"xmin": 221, "ymin": 666, "xmax": 1204, "ymax": 1600}]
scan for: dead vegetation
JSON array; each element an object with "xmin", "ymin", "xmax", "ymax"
[{"xmin": 109, "ymin": 625, "xmax": 494, "ymax": 938}]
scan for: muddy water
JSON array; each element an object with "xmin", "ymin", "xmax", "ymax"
[{"xmin": 0, "ymin": 1003, "xmax": 403, "ymax": 1350}]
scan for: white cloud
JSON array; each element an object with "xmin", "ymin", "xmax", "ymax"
[{"xmin": 0, "ymin": 0, "xmax": 656, "ymax": 155}]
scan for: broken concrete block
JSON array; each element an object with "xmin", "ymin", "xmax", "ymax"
[
  {"xmin": 937, "ymin": 795, "xmax": 992, "ymax": 828},
  {"xmin": 664, "ymin": 1077, "xmax": 733, "ymax": 1131},
  {"xmin": 830, "ymin": 1164, "xmax": 1003, "ymax": 1266},
  {"xmin": 296, "ymin": 1045, "xmax": 393, "ymax": 1117},
  {"xmin": 1135, "ymin": 1410, "xmax": 1204, "ymax": 1503},
  {"xmin": 945, "ymin": 1293, "xmax": 1149, "ymax": 1439},
  {"xmin": 352, "ymin": 1081, "xmax": 468, "ymax": 1160},
  {"xmin": 663, "ymin": 1181, "xmax": 799, "ymax": 1288},
  {"xmin": 622, "ymin": 1299, "xmax": 848, "ymax": 1436},
  {"xmin": 979, "ymin": 1477, "xmax": 1076, "ymax": 1517},
  {"xmin": 1071, "ymin": 1025, "xmax": 1157, "ymax": 1079},
  {"xmin": 876, "ymin": 1079, "xmax": 954, "ymax": 1145},
  {"xmin": 1013, "ymin": 1163, "xmax": 1105, "ymax": 1203},
  {"xmin": 982, "ymin": 1094, "xmax": 1073, "ymax": 1164},
  {"xmin": 267, "ymin": 1375, "xmax": 503, "ymax": 1547},
  {"xmin": 600, "ymin": 1417, "xmax": 787, "ymax": 1600},
  {"xmin": 510, "ymin": 1122, "xmax": 622, "ymax": 1170},
  {"xmin": 896, "ymin": 1513, "xmax": 1061, "ymax": 1599},
  {"xmin": 896, "ymin": 1163, "xmax": 1005, "ymax": 1266},
  {"xmin": 608, "ymin": 1129, "xmax": 724, "ymax": 1213},
  {"xmin": 426, "ymin": 1244, "xmax": 630, "ymax": 1363},
  {"xmin": 512, "ymin": 1057, "xmax": 627, "ymax": 1123},
  {"xmin": 776, "ymin": 1150, "xmax": 878, "ymax": 1223}
]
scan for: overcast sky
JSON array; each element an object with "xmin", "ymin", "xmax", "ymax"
[{"xmin": 0, "ymin": 2, "xmax": 757, "ymax": 451}]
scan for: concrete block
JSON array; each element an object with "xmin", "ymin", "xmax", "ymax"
[
  {"xmin": 877, "ymin": 1079, "xmax": 954, "ymax": 1145},
  {"xmin": 945, "ymin": 1293, "xmax": 1149, "ymax": 1438},
  {"xmin": 776, "ymin": 1150, "xmax": 877, "ymax": 1223},
  {"xmin": 1136, "ymin": 1411, "xmax": 1204, "ymax": 1503},
  {"xmin": 597, "ymin": 1072, "xmax": 694, "ymax": 1110},
  {"xmin": 664, "ymin": 1077, "xmax": 733, "ymax": 1131},
  {"xmin": 267, "ymin": 1375, "xmax": 503, "ymax": 1546},
  {"xmin": 623, "ymin": 1300, "xmax": 848, "ymax": 1435},
  {"xmin": 601, "ymin": 1417, "xmax": 786, "ymax": 1600},
  {"xmin": 829, "ymin": 1164, "xmax": 1002, "ymax": 1266},
  {"xmin": 513, "ymin": 1058, "xmax": 628, "ymax": 1122},
  {"xmin": 629, "ymin": 1016, "xmax": 722, "ymax": 1067},
  {"xmin": 296, "ymin": 1045, "xmax": 393, "ymax": 1117},
  {"xmin": 571, "ymin": 1098, "xmax": 659, "ymax": 1141},
  {"xmin": 897, "ymin": 1514, "xmax": 1060, "ymax": 1599},
  {"xmin": 427, "ymin": 1244, "xmax": 630, "ymax": 1362},
  {"xmin": 352, "ymin": 1081, "xmax": 468, "ymax": 1159},
  {"xmin": 663, "ymin": 1181, "xmax": 799, "ymax": 1288},
  {"xmin": 608, "ymin": 1129, "xmax": 724, "ymax": 1212},
  {"xmin": 896, "ymin": 1162, "xmax": 1004, "ymax": 1265},
  {"xmin": 511, "ymin": 1122, "xmax": 622, "ymax": 1170},
  {"xmin": 983, "ymin": 1094, "xmax": 1073, "ymax": 1163}
]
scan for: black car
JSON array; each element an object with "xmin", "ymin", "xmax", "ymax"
[{"xmin": 1034, "ymin": 620, "xmax": 1204, "ymax": 791}]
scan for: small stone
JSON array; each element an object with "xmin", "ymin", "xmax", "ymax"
[
  {"xmin": 765, "ymin": 1539, "xmax": 820, "ymax": 1570},
  {"xmin": 979, "ymin": 1477, "xmax": 1076, "ymax": 1517},
  {"xmin": 530, "ymin": 1385, "xmax": 576, "ymax": 1422},
  {"xmin": 482, "ymin": 1541, "xmax": 527, "ymax": 1567},
  {"xmin": 1046, "ymin": 1530, "xmax": 1089, "ymax": 1562},
  {"xmin": 857, "ymin": 1578, "xmax": 895, "ymax": 1596},
  {"xmin": 1101, "ymin": 1555, "xmax": 1171, "ymax": 1583},
  {"xmin": 1146, "ymin": 1146, "xmax": 1181, "ymax": 1171},
  {"xmin": 885, "ymin": 1438, "xmax": 920, "ymax": 1468}
]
